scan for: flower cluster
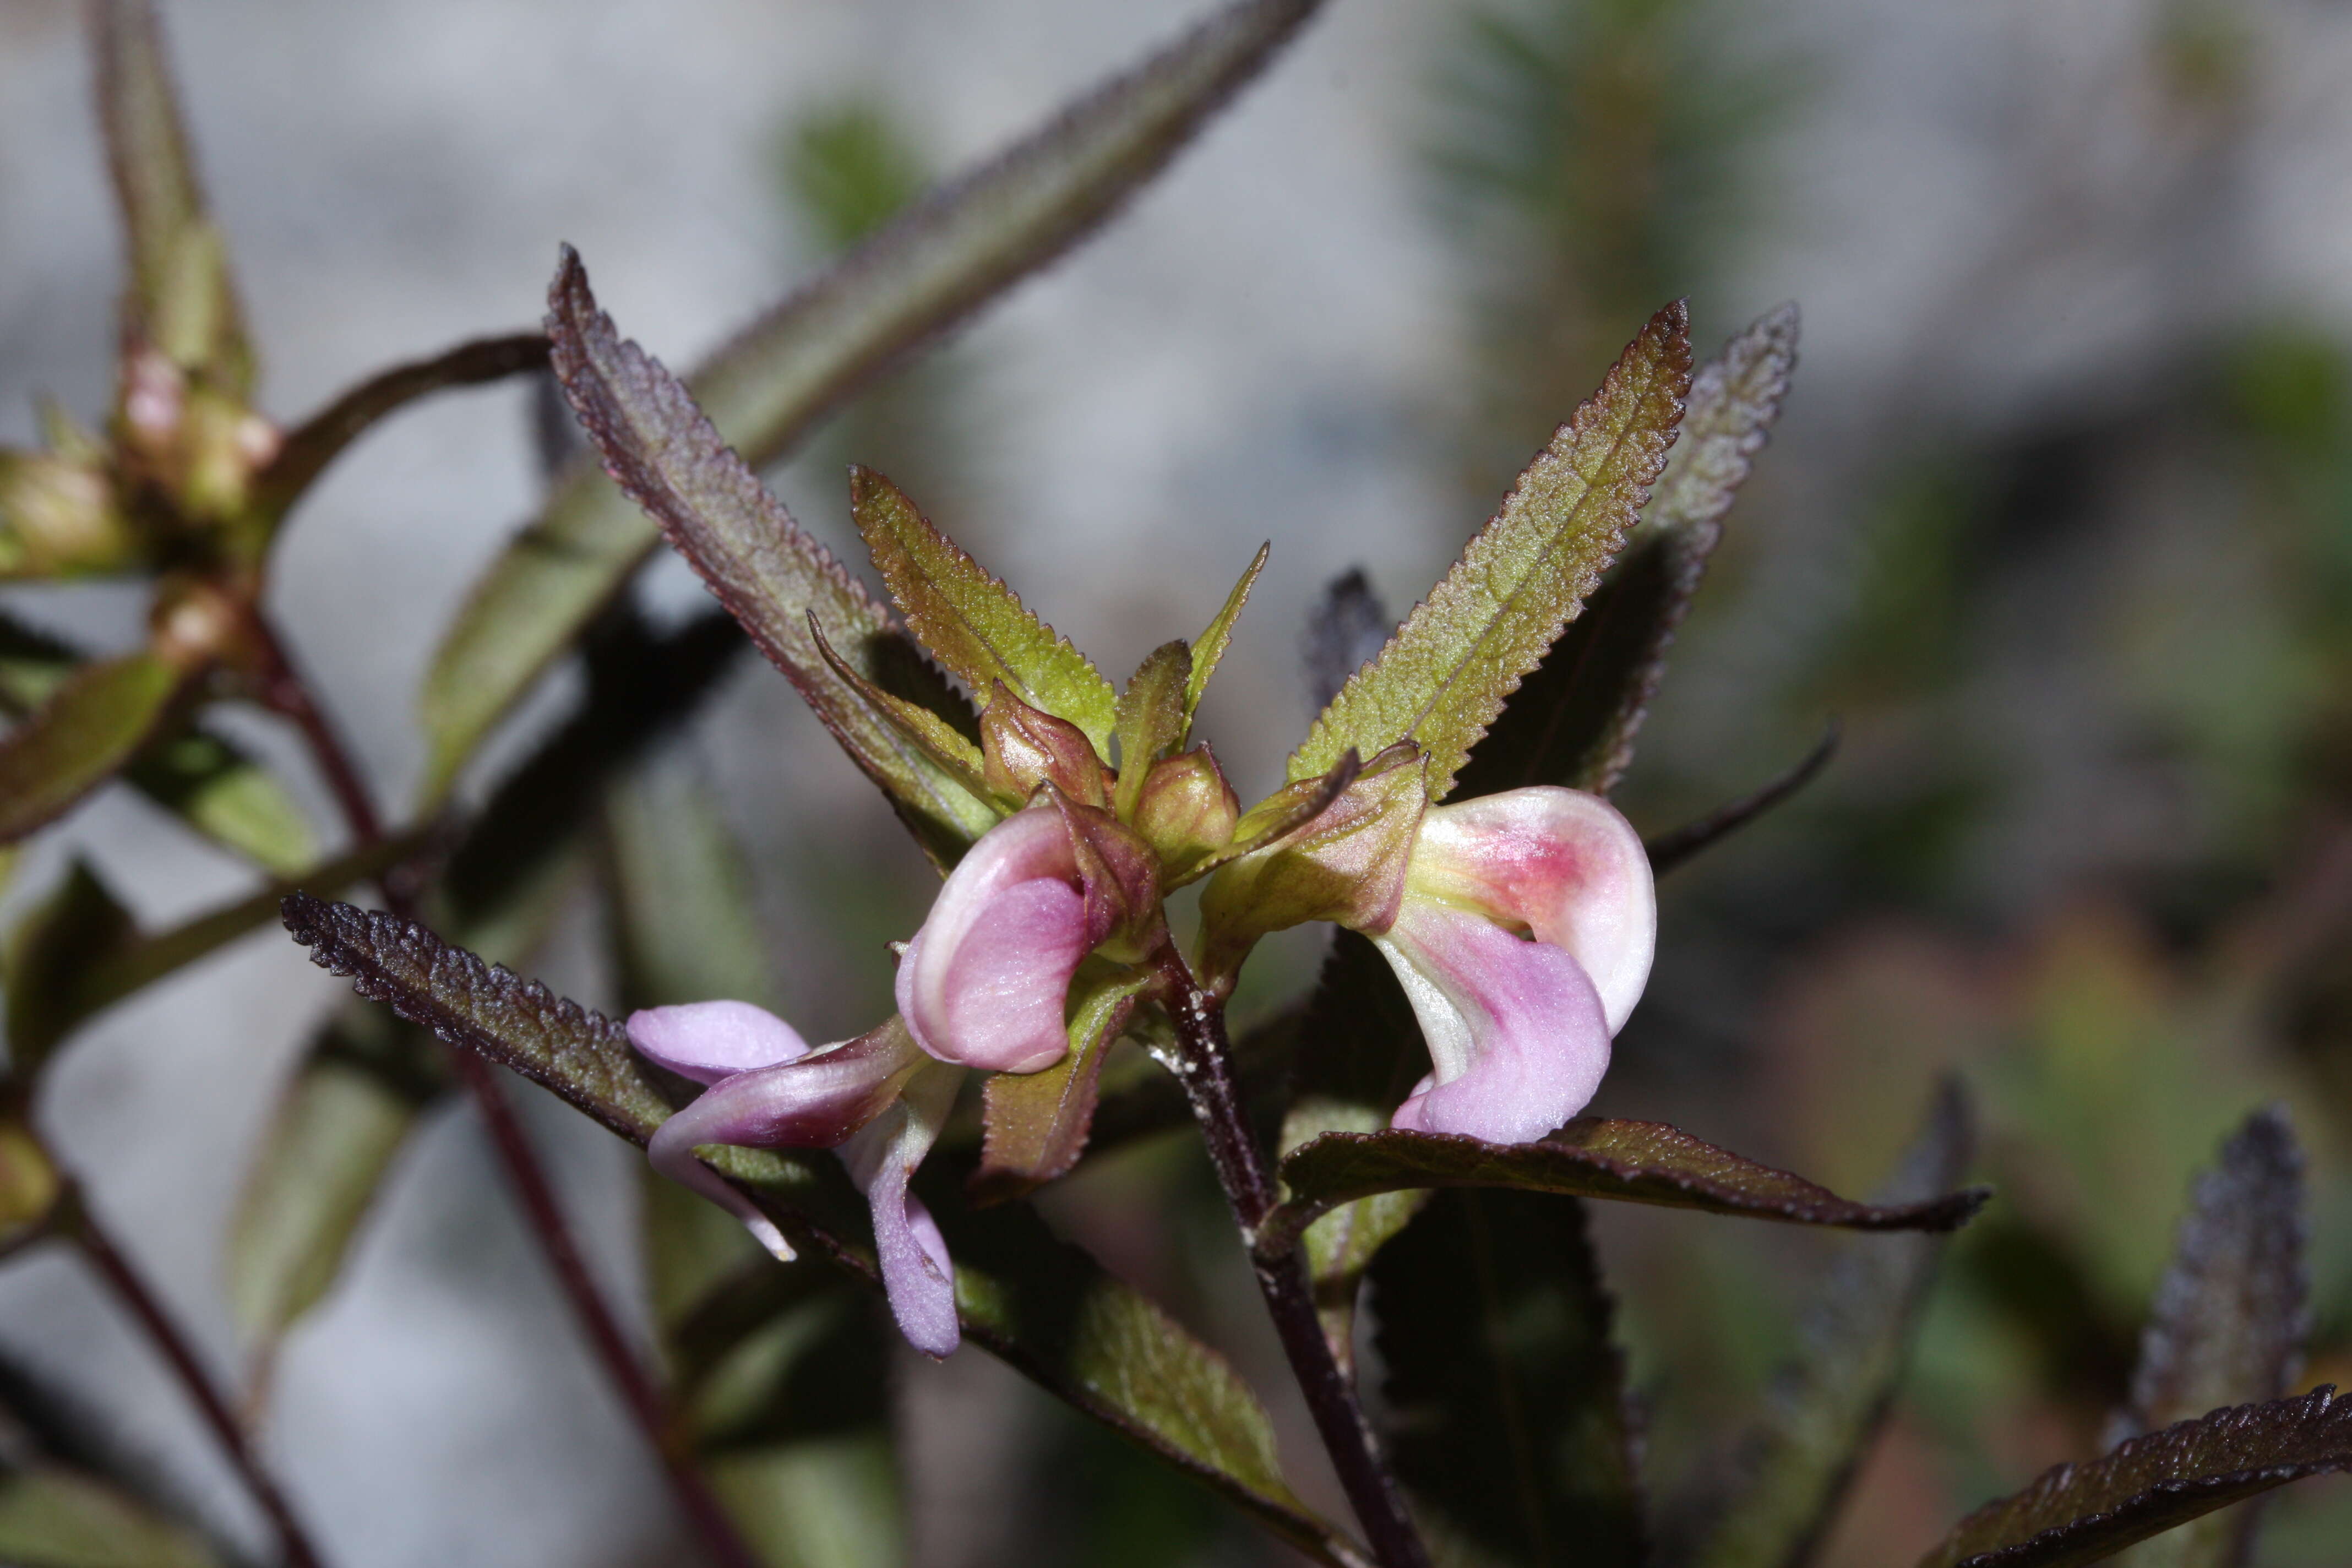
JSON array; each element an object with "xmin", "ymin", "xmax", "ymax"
[{"xmin": 630, "ymin": 662, "xmax": 1655, "ymax": 1354}]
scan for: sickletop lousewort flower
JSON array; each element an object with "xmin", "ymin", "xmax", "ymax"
[{"xmin": 630, "ymin": 701, "xmax": 1654, "ymax": 1354}]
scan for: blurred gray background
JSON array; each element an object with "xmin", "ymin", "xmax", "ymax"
[{"xmin": 9, "ymin": 0, "xmax": 2352, "ymax": 1564}]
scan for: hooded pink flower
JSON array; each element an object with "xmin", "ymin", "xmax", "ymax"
[
  {"xmin": 631, "ymin": 1004, "xmax": 961, "ymax": 1357},
  {"xmin": 1368, "ymin": 786, "xmax": 1654, "ymax": 1144},
  {"xmin": 895, "ymin": 801, "xmax": 1134, "ymax": 1073}
]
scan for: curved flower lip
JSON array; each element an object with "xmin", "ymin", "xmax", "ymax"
[
  {"xmin": 629, "ymin": 999, "xmax": 812, "ymax": 1084},
  {"xmin": 1402, "ymin": 786, "xmax": 1654, "ymax": 1033},
  {"xmin": 1375, "ymin": 897, "xmax": 1613, "ymax": 1144},
  {"xmin": 841, "ymin": 1063, "xmax": 961, "ymax": 1358},
  {"xmin": 896, "ymin": 803, "xmax": 1112, "ymax": 1074}
]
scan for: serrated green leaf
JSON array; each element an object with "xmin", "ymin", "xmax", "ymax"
[
  {"xmin": 282, "ymin": 895, "xmax": 1369, "ymax": 1568},
  {"xmin": 0, "ymin": 651, "xmax": 185, "ymax": 844},
  {"xmin": 542, "ymin": 255, "xmax": 997, "ymax": 869},
  {"xmin": 1371, "ymin": 1191, "xmax": 1642, "ymax": 1568},
  {"xmin": 1917, "ymin": 1387, "xmax": 2352, "ymax": 1568},
  {"xmin": 92, "ymin": 0, "xmax": 250, "ymax": 391},
  {"xmin": 971, "ymin": 966, "xmax": 1152, "ymax": 1205},
  {"xmin": 1115, "ymin": 640, "xmax": 1194, "ymax": 819},
  {"xmin": 1453, "ymin": 304, "xmax": 1796, "ymax": 800},
  {"xmin": 852, "ymin": 466, "xmax": 1119, "ymax": 753},
  {"xmin": 807, "ymin": 617, "xmax": 998, "ymax": 809},
  {"xmin": 1289, "ymin": 302, "xmax": 1691, "ymax": 798},
  {"xmin": 1262, "ymin": 1118, "xmax": 1987, "ymax": 1255},
  {"xmin": 2110, "ymin": 1109, "xmax": 2309, "ymax": 1568},
  {"xmin": 0, "ymin": 1466, "xmax": 228, "ymax": 1568},
  {"xmin": 1686, "ymin": 1082, "xmax": 1974, "ymax": 1568},
  {"xmin": 1187, "ymin": 542, "xmax": 1267, "ymax": 722},
  {"xmin": 417, "ymin": 0, "xmax": 1329, "ymax": 801}
]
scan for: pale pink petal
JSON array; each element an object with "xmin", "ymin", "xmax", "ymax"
[
  {"xmin": 840, "ymin": 1064, "xmax": 962, "ymax": 1358},
  {"xmin": 897, "ymin": 806, "xmax": 1093, "ymax": 1072},
  {"xmin": 628, "ymin": 999, "xmax": 812, "ymax": 1085},
  {"xmin": 1375, "ymin": 897, "xmax": 1612, "ymax": 1144},
  {"xmin": 1407, "ymin": 786, "xmax": 1654, "ymax": 1032},
  {"xmin": 643, "ymin": 1019, "xmax": 924, "ymax": 1257}
]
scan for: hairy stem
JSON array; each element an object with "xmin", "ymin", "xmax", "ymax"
[
  {"xmin": 248, "ymin": 614, "xmax": 764, "ymax": 1568},
  {"xmin": 64, "ymin": 1181, "xmax": 329, "ymax": 1568},
  {"xmin": 1162, "ymin": 977, "xmax": 1433, "ymax": 1568}
]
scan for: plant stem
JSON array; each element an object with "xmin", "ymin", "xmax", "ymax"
[
  {"xmin": 1162, "ymin": 977, "xmax": 1432, "ymax": 1568},
  {"xmin": 248, "ymin": 615, "xmax": 765, "ymax": 1568},
  {"xmin": 64, "ymin": 1181, "xmax": 328, "ymax": 1568}
]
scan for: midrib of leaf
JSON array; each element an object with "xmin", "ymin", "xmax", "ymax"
[{"xmin": 1288, "ymin": 302, "xmax": 1691, "ymax": 797}]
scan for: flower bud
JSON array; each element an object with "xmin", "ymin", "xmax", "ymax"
[
  {"xmin": 0, "ymin": 450, "xmax": 134, "ymax": 578},
  {"xmin": 1131, "ymin": 745, "xmax": 1240, "ymax": 878},
  {"xmin": 979, "ymin": 686, "xmax": 1112, "ymax": 807}
]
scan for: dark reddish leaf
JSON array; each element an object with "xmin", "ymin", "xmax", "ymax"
[
  {"xmin": 1264, "ymin": 1119, "xmax": 1986, "ymax": 1253},
  {"xmin": 1644, "ymin": 725, "xmax": 1839, "ymax": 876},
  {"xmin": 1370, "ymin": 1191, "xmax": 1641, "ymax": 1567},
  {"xmin": 1917, "ymin": 1387, "xmax": 2352, "ymax": 1568},
  {"xmin": 1302, "ymin": 570, "xmax": 1394, "ymax": 714},
  {"xmin": 281, "ymin": 895, "xmax": 1369, "ymax": 1568}
]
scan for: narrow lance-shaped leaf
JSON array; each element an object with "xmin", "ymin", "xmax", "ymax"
[
  {"xmin": 1685, "ymin": 1081, "xmax": 1977, "ymax": 1568},
  {"xmin": 2109, "ymin": 1108, "xmax": 2308, "ymax": 1568},
  {"xmin": 0, "ymin": 613, "xmax": 315, "ymax": 873},
  {"xmin": 1188, "ymin": 543, "xmax": 1268, "ymax": 723},
  {"xmin": 1915, "ymin": 1387, "xmax": 2352, "ymax": 1568},
  {"xmin": 853, "ymin": 466, "xmax": 1119, "ymax": 754},
  {"xmin": 543, "ymin": 252, "xmax": 997, "ymax": 869},
  {"xmin": 1370, "ymin": 1191, "xmax": 1642, "ymax": 1568},
  {"xmin": 280, "ymin": 895, "xmax": 1372, "ymax": 1568},
  {"xmin": 418, "ymin": 0, "xmax": 1331, "ymax": 801},
  {"xmin": 92, "ymin": 0, "xmax": 251, "ymax": 390},
  {"xmin": 1262, "ymin": 1118, "xmax": 1986, "ymax": 1255},
  {"xmin": 0, "ymin": 651, "xmax": 186, "ymax": 845},
  {"xmin": 1302, "ymin": 568, "xmax": 1393, "ymax": 714},
  {"xmin": 1644, "ymin": 726, "xmax": 1838, "ymax": 878},
  {"xmin": 1455, "ymin": 305, "xmax": 1799, "ymax": 800},
  {"xmin": 1115, "ymin": 640, "xmax": 1194, "ymax": 818},
  {"xmin": 1291, "ymin": 303, "xmax": 1691, "ymax": 798}
]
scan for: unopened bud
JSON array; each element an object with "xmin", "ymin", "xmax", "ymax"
[
  {"xmin": 980, "ymin": 685, "xmax": 1111, "ymax": 807},
  {"xmin": 1133, "ymin": 746, "xmax": 1240, "ymax": 879},
  {"xmin": 0, "ymin": 450, "xmax": 134, "ymax": 577}
]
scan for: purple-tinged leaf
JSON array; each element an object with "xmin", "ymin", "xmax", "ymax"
[
  {"xmin": 1684, "ymin": 1081, "xmax": 1975, "ymax": 1568},
  {"xmin": 1263, "ymin": 1118, "xmax": 1987, "ymax": 1254},
  {"xmin": 1289, "ymin": 304, "xmax": 1691, "ymax": 799},
  {"xmin": 809, "ymin": 617, "xmax": 997, "ymax": 807},
  {"xmin": 281, "ymin": 895, "xmax": 1370, "ymax": 1568},
  {"xmin": 254, "ymin": 333, "xmax": 549, "ymax": 521},
  {"xmin": 1917, "ymin": 1387, "xmax": 2352, "ymax": 1568},
  {"xmin": 0, "ymin": 650, "xmax": 185, "ymax": 844},
  {"xmin": 853, "ymin": 467, "xmax": 1119, "ymax": 753},
  {"xmin": 1188, "ymin": 543, "xmax": 1268, "ymax": 723},
  {"xmin": 1370, "ymin": 1191, "xmax": 1642, "ymax": 1568},
  {"xmin": 1644, "ymin": 725, "xmax": 1839, "ymax": 876},
  {"xmin": 418, "ymin": 0, "xmax": 1330, "ymax": 802},
  {"xmin": 6, "ymin": 836, "xmax": 416, "ymax": 1073},
  {"xmin": 543, "ymin": 252, "xmax": 997, "ymax": 870},
  {"xmin": 971, "ymin": 968, "xmax": 1151, "ymax": 1206},
  {"xmin": 2106, "ymin": 1109, "xmax": 2308, "ymax": 1568},
  {"xmin": 92, "ymin": 0, "xmax": 251, "ymax": 392},
  {"xmin": 1302, "ymin": 569, "xmax": 1394, "ymax": 715},
  {"xmin": 1453, "ymin": 306, "xmax": 1797, "ymax": 801}
]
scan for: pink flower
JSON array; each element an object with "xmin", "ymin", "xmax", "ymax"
[
  {"xmin": 1368, "ymin": 786, "xmax": 1654, "ymax": 1144},
  {"xmin": 631, "ymin": 1005, "xmax": 960, "ymax": 1357},
  {"xmin": 895, "ymin": 799, "xmax": 1151, "ymax": 1072}
]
